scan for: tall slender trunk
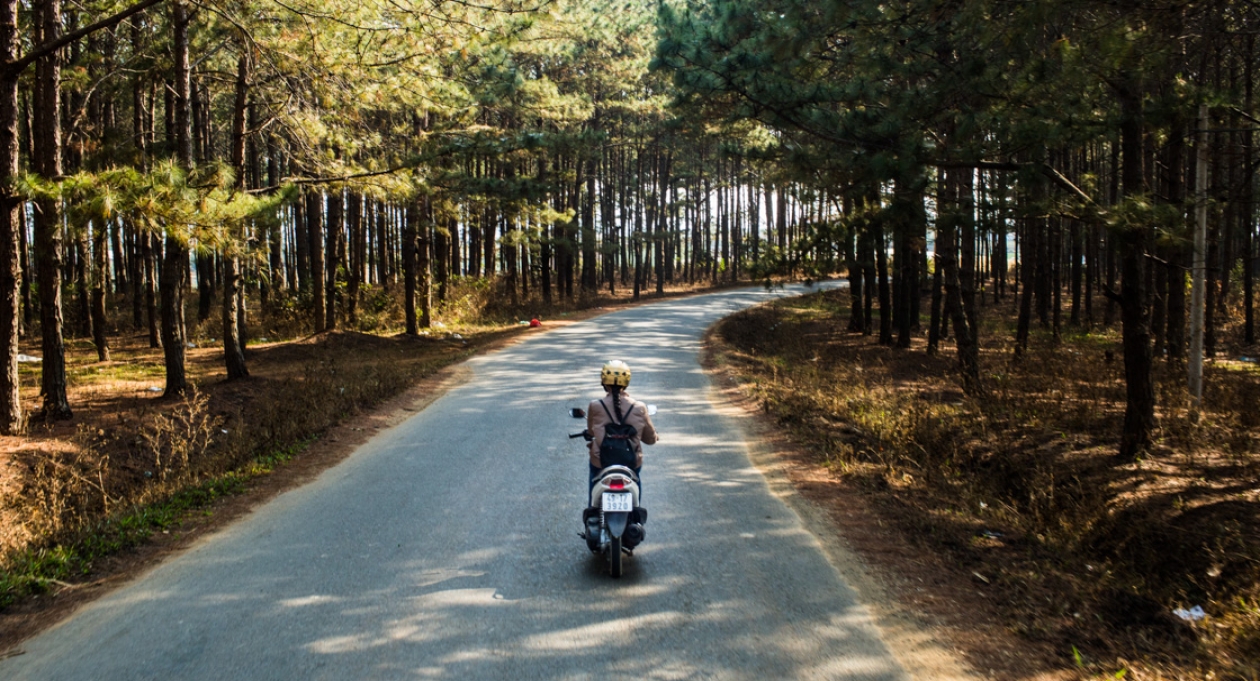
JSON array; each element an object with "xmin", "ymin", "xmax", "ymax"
[
  {"xmin": 928, "ymin": 254, "xmax": 944, "ymax": 354},
  {"xmin": 90, "ymin": 221, "xmax": 109, "ymax": 361},
  {"xmin": 582, "ymin": 155, "xmax": 597, "ymax": 292},
  {"xmin": 144, "ymin": 232, "xmax": 160, "ymax": 348},
  {"xmin": 308, "ymin": 190, "xmax": 325, "ymax": 332},
  {"xmin": 295, "ymin": 192, "xmax": 310, "ymax": 295},
  {"xmin": 266, "ymin": 138, "xmax": 283, "ymax": 302},
  {"xmin": 846, "ymin": 199, "xmax": 864, "ymax": 333},
  {"xmin": 222, "ymin": 254, "xmax": 246, "ymax": 379},
  {"xmin": 1245, "ymin": 38, "xmax": 1256, "ymax": 346},
  {"xmin": 1116, "ymin": 84, "xmax": 1155, "ymax": 459},
  {"xmin": 196, "ymin": 254, "xmax": 213, "ymax": 321},
  {"xmin": 160, "ymin": 0, "xmax": 193, "ymax": 397},
  {"xmin": 953, "ymin": 168, "xmax": 982, "ymax": 393},
  {"xmin": 540, "ymin": 158, "xmax": 553, "ymax": 304},
  {"xmin": 656, "ymin": 151, "xmax": 670, "ymax": 295},
  {"xmin": 436, "ymin": 213, "xmax": 450, "ymax": 304},
  {"xmin": 418, "ymin": 196, "xmax": 432, "ymax": 328},
  {"xmin": 0, "ymin": 0, "xmax": 22, "ymax": 431},
  {"xmin": 222, "ymin": 51, "xmax": 248, "ymax": 379},
  {"xmin": 19, "ymin": 200, "xmax": 30, "ymax": 335},
  {"xmin": 862, "ymin": 214, "xmax": 876, "ymax": 334},
  {"xmin": 34, "ymin": 0, "xmax": 71, "ymax": 416},
  {"xmin": 1070, "ymin": 219, "xmax": 1083, "ymax": 326},
  {"xmin": 74, "ymin": 237, "xmax": 91, "ymax": 339},
  {"xmin": 876, "ymin": 216, "xmax": 893, "ymax": 345},
  {"xmin": 347, "ymin": 191, "xmax": 363, "ymax": 324},
  {"xmin": 893, "ymin": 177, "xmax": 920, "ymax": 349},
  {"xmin": 325, "ymin": 187, "xmax": 342, "ymax": 330},
  {"xmin": 375, "ymin": 198, "xmax": 388, "ymax": 289},
  {"xmin": 1014, "ymin": 176, "xmax": 1040, "ymax": 357},
  {"xmin": 403, "ymin": 201, "xmax": 418, "ymax": 335}
]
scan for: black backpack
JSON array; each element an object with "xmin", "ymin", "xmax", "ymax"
[{"xmin": 598, "ymin": 400, "xmax": 638, "ymax": 469}]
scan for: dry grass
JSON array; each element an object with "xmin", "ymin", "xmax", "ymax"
[
  {"xmin": 714, "ymin": 288, "xmax": 1260, "ymax": 680},
  {"xmin": 0, "ymin": 275, "xmax": 741, "ymax": 610},
  {"xmin": 0, "ymin": 330, "xmax": 491, "ymax": 602}
]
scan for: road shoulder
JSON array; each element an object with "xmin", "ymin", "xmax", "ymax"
[{"xmin": 702, "ymin": 326, "xmax": 1067, "ymax": 681}]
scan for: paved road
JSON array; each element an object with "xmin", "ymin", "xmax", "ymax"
[{"xmin": 1, "ymin": 284, "xmax": 909, "ymax": 680}]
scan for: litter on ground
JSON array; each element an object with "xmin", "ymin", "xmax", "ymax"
[{"xmin": 1173, "ymin": 605, "xmax": 1206, "ymax": 621}]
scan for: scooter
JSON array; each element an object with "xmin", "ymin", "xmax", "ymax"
[{"xmin": 569, "ymin": 407, "xmax": 652, "ymax": 578}]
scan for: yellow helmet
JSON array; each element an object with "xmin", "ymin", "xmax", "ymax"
[{"xmin": 600, "ymin": 360, "xmax": 632, "ymax": 388}]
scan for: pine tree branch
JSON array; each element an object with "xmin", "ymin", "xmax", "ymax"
[
  {"xmin": 245, "ymin": 166, "xmax": 410, "ymax": 193},
  {"xmin": 2, "ymin": 0, "xmax": 165, "ymax": 80}
]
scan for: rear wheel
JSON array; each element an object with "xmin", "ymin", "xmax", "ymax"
[{"xmin": 609, "ymin": 535, "xmax": 623, "ymax": 577}]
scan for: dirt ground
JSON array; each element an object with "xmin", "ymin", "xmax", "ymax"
[{"xmin": 705, "ymin": 287, "xmax": 1260, "ymax": 680}]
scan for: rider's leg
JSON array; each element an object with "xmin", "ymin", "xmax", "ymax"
[{"xmin": 588, "ymin": 463, "xmax": 601, "ymax": 505}]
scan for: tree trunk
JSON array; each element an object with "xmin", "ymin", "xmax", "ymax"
[
  {"xmin": 846, "ymin": 201, "xmax": 864, "ymax": 333},
  {"xmin": 1116, "ymin": 86, "xmax": 1155, "ymax": 459},
  {"xmin": 1070, "ymin": 219, "xmax": 1083, "ymax": 326},
  {"xmin": 221, "ymin": 254, "xmax": 246, "ymax": 378},
  {"xmin": 325, "ymin": 187, "xmax": 341, "ymax": 330},
  {"xmin": 953, "ymin": 168, "xmax": 982, "ymax": 393},
  {"xmin": 160, "ymin": 0, "xmax": 192, "ymax": 397},
  {"xmin": 893, "ymin": 176, "xmax": 921, "ymax": 349},
  {"xmin": 90, "ymin": 222, "xmax": 109, "ymax": 361},
  {"xmin": 935, "ymin": 168, "xmax": 982, "ymax": 391},
  {"xmin": 656, "ymin": 151, "xmax": 669, "ymax": 295},
  {"xmin": 308, "ymin": 190, "xmax": 325, "ymax": 332},
  {"xmin": 876, "ymin": 216, "xmax": 893, "ymax": 346},
  {"xmin": 0, "ymin": 0, "xmax": 22, "ymax": 432},
  {"xmin": 862, "ymin": 214, "xmax": 876, "ymax": 334},
  {"xmin": 375, "ymin": 198, "xmax": 388, "ymax": 289},
  {"xmin": 144, "ymin": 232, "xmax": 160, "ymax": 348},
  {"xmin": 403, "ymin": 201, "xmax": 418, "ymax": 335},
  {"xmin": 222, "ymin": 50, "xmax": 247, "ymax": 380},
  {"xmin": 266, "ymin": 138, "xmax": 283, "ymax": 303},
  {"xmin": 347, "ymin": 191, "xmax": 362, "ymax": 324},
  {"xmin": 419, "ymin": 196, "xmax": 432, "ymax": 327},
  {"xmin": 436, "ymin": 213, "xmax": 450, "ymax": 304},
  {"xmin": 927, "ymin": 252, "xmax": 944, "ymax": 354},
  {"xmin": 34, "ymin": 0, "xmax": 71, "ymax": 417},
  {"xmin": 196, "ymin": 253, "xmax": 213, "ymax": 322},
  {"xmin": 1014, "ymin": 179, "xmax": 1040, "ymax": 358},
  {"xmin": 582, "ymin": 156, "xmax": 597, "ymax": 292}
]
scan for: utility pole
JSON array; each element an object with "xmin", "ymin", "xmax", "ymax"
[{"xmin": 1189, "ymin": 104, "xmax": 1209, "ymax": 415}]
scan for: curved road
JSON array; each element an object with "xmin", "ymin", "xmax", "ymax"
[{"xmin": 2, "ymin": 284, "xmax": 914, "ymax": 680}]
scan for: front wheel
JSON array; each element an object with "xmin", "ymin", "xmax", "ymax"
[{"xmin": 609, "ymin": 535, "xmax": 623, "ymax": 577}]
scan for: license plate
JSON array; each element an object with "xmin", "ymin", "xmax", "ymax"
[{"xmin": 602, "ymin": 492, "xmax": 633, "ymax": 512}]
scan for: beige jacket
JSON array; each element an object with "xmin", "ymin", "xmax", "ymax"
[{"xmin": 587, "ymin": 391, "xmax": 658, "ymax": 468}]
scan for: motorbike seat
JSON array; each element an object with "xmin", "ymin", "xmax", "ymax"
[{"xmin": 595, "ymin": 465, "xmax": 638, "ymax": 482}]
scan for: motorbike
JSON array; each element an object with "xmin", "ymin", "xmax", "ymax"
[{"xmin": 569, "ymin": 406, "xmax": 654, "ymax": 578}]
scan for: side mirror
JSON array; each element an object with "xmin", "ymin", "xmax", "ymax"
[
  {"xmin": 647, "ymin": 405, "xmax": 657, "ymax": 416},
  {"xmin": 569, "ymin": 408, "xmax": 586, "ymax": 418}
]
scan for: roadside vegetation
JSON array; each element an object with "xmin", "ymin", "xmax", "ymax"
[
  {"xmin": 0, "ymin": 283, "xmax": 505, "ymax": 607},
  {"xmin": 713, "ymin": 287, "xmax": 1259, "ymax": 680}
]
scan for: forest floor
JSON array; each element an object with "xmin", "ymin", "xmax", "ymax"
[
  {"xmin": 706, "ymin": 287, "xmax": 1260, "ymax": 681},
  {"xmin": 0, "ymin": 278, "xmax": 736, "ymax": 651}
]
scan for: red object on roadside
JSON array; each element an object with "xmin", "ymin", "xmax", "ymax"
[{"xmin": 530, "ymin": 318, "xmax": 541, "ymax": 327}]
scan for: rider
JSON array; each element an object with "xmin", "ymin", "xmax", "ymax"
[{"xmin": 587, "ymin": 360, "xmax": 657, "ymax": 496}]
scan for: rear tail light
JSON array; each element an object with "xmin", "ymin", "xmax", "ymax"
[{"xmin": 609, "ymin": 479, "xmax": 626, "ymax": 490}]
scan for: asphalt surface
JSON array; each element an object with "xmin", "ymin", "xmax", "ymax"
[{"xmin": 1, "ymin": 283, "xmax": 909, "ymax": 680}]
